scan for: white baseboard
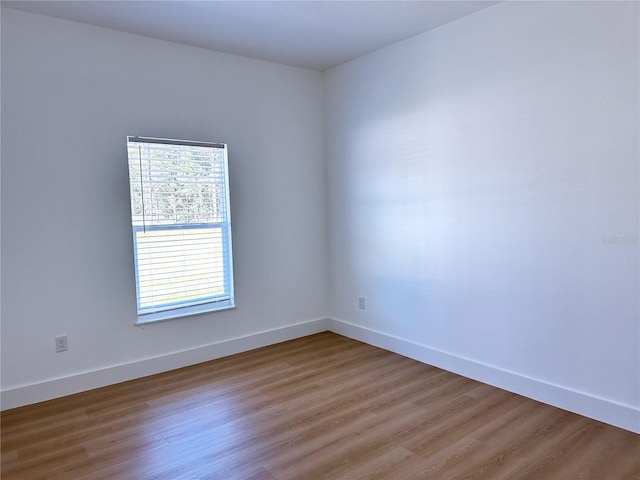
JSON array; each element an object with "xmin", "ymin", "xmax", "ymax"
[
  {"xmin": 328, "ymin": 318, "xmax": 640, "ymax": 434},
  {"xmin": 1, "ymin": 318, "xmax": 330, "ymax": 411},
  {"xmin": 4, "ymin": 316, "xmax": 638, "ymax": 435}
]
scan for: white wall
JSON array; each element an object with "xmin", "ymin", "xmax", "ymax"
[
  {"xmin": 1, "ymin": 9, "xmax": 328, "ymax": 404},
  {"xmin": 326, "ymin": 1, "xmax": 639, "ymax": 430}
]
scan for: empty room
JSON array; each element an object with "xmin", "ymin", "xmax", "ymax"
[{"xmin": 1, "ymin": 1, "xmax": 638, "ymax": 478}]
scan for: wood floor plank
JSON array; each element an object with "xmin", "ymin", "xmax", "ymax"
[
  {"xmin": 2, "ymin": 332, "xmax": 638, "ymax": 479},
  {"xmin": 337, "ymin": 446, "xmax": 430, "ymax": 480}
]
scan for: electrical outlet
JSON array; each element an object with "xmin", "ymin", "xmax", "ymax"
[
  {"xmin": 55, "ymin": 335, "xmax": 68, "ymax": 353},
  {"xmin": 358, "ymin": 297, "xmax": 365, "ymax": 310}
]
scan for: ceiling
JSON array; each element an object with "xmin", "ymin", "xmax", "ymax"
[{"xmin": 2, "ymin": 1, "xmax": 499, "ymax": 71}]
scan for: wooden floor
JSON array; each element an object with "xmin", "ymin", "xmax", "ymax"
[{"xmin": 1, "ymin": 332, "xmax": 639, "ymax": 479}]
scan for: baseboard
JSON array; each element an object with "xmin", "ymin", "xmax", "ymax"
[
  {"xmin": 4, "ymin": 316, "xmax": 638, "ymax": 434},
  {"xmin": 328, "ymin": 318, "xmax": 640, "ymax": 434},
  {"xmin": 1, "ymin": 317, "xmax": 330, "ymax": 411}
]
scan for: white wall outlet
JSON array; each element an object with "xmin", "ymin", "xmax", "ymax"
[
  {"xmin": 55, "ymin": 335, "xmax": 68, "ymax": 353},
  {"xmin": 358, "ymin": 297, "xmax": 365, "ymax": 310}
]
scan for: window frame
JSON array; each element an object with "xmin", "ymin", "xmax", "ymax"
[{"xmin": 126, "ymin": 136, "xmax": 235, "ymax": 325}]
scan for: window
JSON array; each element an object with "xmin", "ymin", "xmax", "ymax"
[{"xmin": 127, "ymin": 136, "xmax": 234, "ymax": 324}]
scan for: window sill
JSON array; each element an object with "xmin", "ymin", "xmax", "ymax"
[{"xmin": 135, "ymin": 300, "xmax": 235, "ymax": 325}]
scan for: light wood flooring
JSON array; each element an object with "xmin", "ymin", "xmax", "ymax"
[{"xmin": 2, "ymin": 332, "xmax": 639, "ymax": 479}]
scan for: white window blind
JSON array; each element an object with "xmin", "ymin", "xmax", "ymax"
[{"xmin": 127, "ymin": 136, "xmax": 234, "ymax": 323}]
